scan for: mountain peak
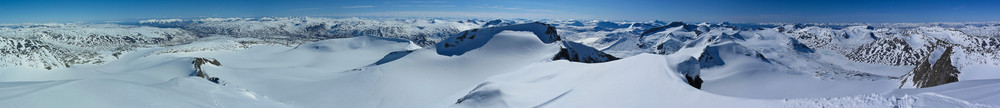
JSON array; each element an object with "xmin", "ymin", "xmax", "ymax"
[{"xmin": 435, "ymin": 22, "xmax": 561, "ymax": 56}]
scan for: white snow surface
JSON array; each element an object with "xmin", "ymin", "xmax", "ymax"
[
  {"xmin": 1, "ymin": 18, "xmax": 999, "ymax": 108},
  {"xmin": 453, "ymin": 54, "xmax": 1000, "ymax": 108}
]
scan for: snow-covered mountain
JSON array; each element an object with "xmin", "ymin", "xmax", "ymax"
[{"xmin": 1, "ymin": 17, "xmax": 999, "ymax": 107}]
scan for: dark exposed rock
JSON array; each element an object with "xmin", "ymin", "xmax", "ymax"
[
  {"xmin": 192, "ymin": 58, "xmax": 223, "ymax": 84},
  {"xmin": 640, "ymin": 22, "xmax": 688, "ymax": 36},
  {"xmin": 654, "ymin": 39, "xmax": 684, "ymax": 54},
  {"xmin": 698, "ymin": 42, "xmax": 771, "ymax": 68},
  {"xmin": 685, "ymin": 75, "xmax": 704, "ymax": 89},
  {"xmin": 543, "ymin": 24, "xmax": 563, "ymax": 42},
  {"xmin": 481, "ymin": 19, "xmax": 504, "ymax": 27},
  {"xmin": 908, "ymin": 47, "xmax": 960, "ymax": 88},
  {"xmin": 868, "ymin": 32, "xmax": 878, "ymax": 40},
  {"xmin": 847, "ymin": 37, "xmax": 924, "ymax": 66},
  {"xmin": 552, "ymin": 42, "xmax": 620, "ymax": 63},
  {"xmin": 677, "ymin": 57, "xmax": 703, "ymax": 89},
  {"xmin": 435, "ymin": 22, "xmax": 563, "ymax": 56},
  {"xmin": 790, "ymin": 38, "xmax": 815, "ymax": 53},
  {"xmin": 568, "ymin": 21, "xmax": 585, "ymax": 26},
  {"xmin": 372, "ymin": 50, "xmax": 414, "ymax": 65}
]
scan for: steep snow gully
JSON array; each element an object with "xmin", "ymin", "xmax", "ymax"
[{"xmin": 0, "ymin": 18, "xmax": 999, "ymax": 108}]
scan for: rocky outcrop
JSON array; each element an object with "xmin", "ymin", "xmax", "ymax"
[
  {"xmin": 0, "ymin": 25, "xmax": 197, "ymax": 70},
  {"xmin": 192, "ymin": 58, "xmax": 223, "ymax": 84},
  {"xmin": 436, "ymin": 22, "xmax": 563, "ymax": 56},
  {"xmin": 552, "ymin": 42, "xmax": 620, "ymax": 63},
  {"xmin": 640, "ymin": 22, "xmax": 698, "ymax": 37},
  {"xmin": 481, "ymin": 19, "xmax": 505, "ymax": 27},
  {"xmin": 594, "ymin": 21, "xmax": 631, "ymax": 31},
  {"xmin": 789, "ymin": 38, "xmax": 815, "ymax": 53},
  {"xmin": 907, "ymin": 47, "xmax": 960, "ymax": 88},
  {"xmin": 847, "ymin": 37, "xmax": 925, "ymax": 66},
  {"xmin": 698, "ymin": 42, "xmax": 771, "ymax": 69},
  {"xmin": 677, "ymin": 57, "xmax": 703, "ymax": 89},
  {"xmin": 372, "ymin": 50, "xmax": 414, "ymax": 65}
]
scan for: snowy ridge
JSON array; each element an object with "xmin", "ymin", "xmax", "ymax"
[
  {"xmin": 435, "ymin": 22, "xmax": 618, "ymax": 63},
  {"xmin": 435, "ymin": 22, "xmax": 561, "ymax": 56},
  {"xmin": 697, "ymin": 41, "xmax": 770, "ymax": 69},
  {"xmin": 0, "ymin": 17, "xmax": 999, "ymax": 107},
  {"xmin": 453, "ymin": 54, "xmax": 1000, "ymax": 108},
  {"xmin": 139, "ymin": 19, "xmax": 184, "ymax": 24},
  {"xmin": 145, "ymin": 17, "xmax": 483, "ymax": 46},
  {"xmin": 0, "ymin": 17, "xmax": 490, "ymax": 70},
  {"xmin": 0, "ymin": 24, "xmax": 198, "ymax": 70},
  {"xmin": 553, "ymin": 42, "xmax": 619, "ymax": 63}
]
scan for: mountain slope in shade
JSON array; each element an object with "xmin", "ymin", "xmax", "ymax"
[
  {"xmin": 0, "ymin": 18, "xmax": 999, "ymax": 107},
  {"xmin": 436, "ymin": 22, "xmax": 618, "ymax": 63}
]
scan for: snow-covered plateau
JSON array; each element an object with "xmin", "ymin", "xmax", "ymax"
[{"xmin": 1, "ymin": 17, "xmax": 999, "ymax": 108}]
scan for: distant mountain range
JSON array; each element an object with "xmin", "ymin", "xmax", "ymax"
[{"xmin": 1, "ymin": 17, "xmax": 998, "ymax": 107}]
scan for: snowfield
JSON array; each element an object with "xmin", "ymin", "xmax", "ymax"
[{"xmin": 0, "ymin": 17, "xmax": 999, "ymax": 108}]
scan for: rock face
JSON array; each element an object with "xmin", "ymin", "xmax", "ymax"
[
  {"xmin": 789, "ymin": 38, "xmax": 815, "ymax": 53},
  {"xmin": 908, "ymin": 47, "xmax": 960, "ymax": 88},
  {"xmin": 435, "ymin": 22, "xmax": 620, "ymax": 63},
  {"xmin": 847, "ymin": 37, "xmax": 925, "ymax": 66},
  {"xmin": 698, "ymin": 42, "xmax": 770, "ymax": 69},
  {"xmin": 435, "ymin": 22, "xmax": 562, "ymax": 56},
  {"xmin": 0, "ymin": 17, "xmax": 481, "ymax": 70},
  {"xmin": 192, "ymin": 58, "xmax": 223, "ymax": 84},
  {"xmin": 552, "ymin": 42, "xmax": 620, "ymax": 63},
  {"xmin": 372, "ymin": 50, "xmax": 414, "ymax": 65},
  {"xmin": 677, "ymin": 57, "xmax": 703, "ymax": 89}
]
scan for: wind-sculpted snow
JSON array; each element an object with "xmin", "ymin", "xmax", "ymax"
[
  {"xmin": 453, "ymin": 54, "xmax": 1000, "ymax": 108},
  {"xmin": 435, "ymin": 22, "xmax": 561, "ymax": 56},
  {"xmin": 698, "ymin": 42, "xmax": 770, "ymax": 68},
  {"xmin": 1, "ymin": 18, "xmax": 1000, "ymax": 107},
  {"xmin": 435, "ymin": 22, "xmax": 618, "ymax": 63},
  {"xmin": 674, "ymin": 56, "xmax": 703, "ymax": 89}
]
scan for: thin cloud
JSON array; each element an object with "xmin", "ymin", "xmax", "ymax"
[
  {"xmin": 342, "ymin": 5, "xmax": 376, "ymax": 8},
  {"xmin": 289, "ymin": 8, "xmax": 323, "ymax": 12},
  {"xmin": 488, "ymin": 6, "xmax": 521, "ymax": 10},
  {"xmin": 524, "ymin": 9, "xmax": 554, "ymax": 12},
  {"xmin": 484, "ymin": 5, "xmax": 554, "ymax": 13}
]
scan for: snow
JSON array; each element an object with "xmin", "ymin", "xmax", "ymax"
[
  {"xmin": 454, "ymin": 54, "xmax": 1000, "ymax": 108},
  {"xmin": 178, "ymin": 29, "xmax": 560, "ymax": 108},
  {"xmin": 139, "ymin": 19, "xmax": 184, "ymax": 24},
  {"xmin": 0, "ymin": 48, "xmax": 292, "ymax": 107},
  {"xmin": 1, "ymin": 18, "xmax": 1000, "ymax": 107},
  {"xmin": 0, "ymin": 35, "xmax": 420, "ymax": 107},
  {"xmin": 435, "ymin": 23, "xmax": 559, "ymax": 56}
]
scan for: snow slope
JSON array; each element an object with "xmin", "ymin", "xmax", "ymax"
[
  {"xmin": 0, "ymin": 35, "xmax": 419, "ymax": 108},
  {"xmin": 453, "ymin": 54, "xmax": 1000, "ymax": 108},
  {"xmin": 194, "ymin": 24, "xmax": 570, "ymax": 107},
  {"xmin": 1, "ymin": 18, "xmax": 1000, "ymax": 108},
  {"xmin": 0, "ymin": 48, "xmax": 292, "ymax": 107}
]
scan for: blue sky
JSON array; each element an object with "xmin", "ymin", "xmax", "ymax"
[{"xmin": 1, "ymin": 0, "xmax": 999, "ymax": 23}]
